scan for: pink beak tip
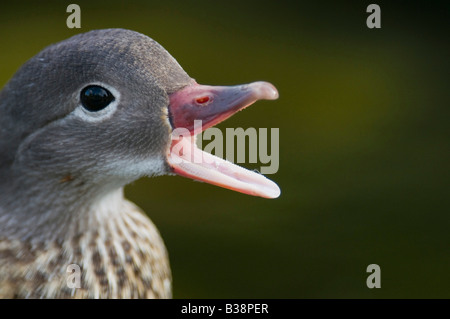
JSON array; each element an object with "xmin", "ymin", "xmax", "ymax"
[{"xmin": 250, "ymin": 81, "xmax": 279, "ymax": 100}]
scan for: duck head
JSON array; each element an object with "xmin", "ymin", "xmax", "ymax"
[{"xmin": 0, "ymin": 29, "xmax": 280, "ymax": 203}]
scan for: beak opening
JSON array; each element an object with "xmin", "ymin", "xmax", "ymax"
[{"xmin": 166, "ymin": 81, "xmax": 280, "ymax": 199}]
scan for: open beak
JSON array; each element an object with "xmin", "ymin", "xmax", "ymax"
[{"xmin": 167, "ymin": 81, "xmax": 280, "ymax": 199}]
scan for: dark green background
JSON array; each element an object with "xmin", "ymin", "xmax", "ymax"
[{"xmin": 0, "ymin": 1, "xmax": 448, "ymax": 298}]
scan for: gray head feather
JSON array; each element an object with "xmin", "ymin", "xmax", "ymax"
[{"xmin": 0, "ymin": 29, "xmax": 193, "ymax": 241}]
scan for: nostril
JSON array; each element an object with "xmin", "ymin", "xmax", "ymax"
[{"xmin": 195, "ymin": 96, "xmax": 211, "ymax": 105}]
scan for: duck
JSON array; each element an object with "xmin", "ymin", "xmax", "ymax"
[{"xmin": 0, "ymin": 28, "xmax": 280, "ymax": 298}]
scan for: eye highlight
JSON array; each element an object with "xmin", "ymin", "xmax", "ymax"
[{"xmin": 80, "ymin": 85, "xmax": 115, "ymax": 112}]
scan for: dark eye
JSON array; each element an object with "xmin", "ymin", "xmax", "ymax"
[{"xmin": 80, "ymin": 85, "xmax": 115, "ymax": 112}]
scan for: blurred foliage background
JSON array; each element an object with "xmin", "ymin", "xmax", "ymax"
[{"xmin": 0, "ymin": 1, "xmax": 448, "ymax": 298}]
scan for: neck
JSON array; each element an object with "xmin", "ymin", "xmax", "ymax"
[{"xmin": 0, "ymin": 165, "xmax": 131, "ymax": 243}]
